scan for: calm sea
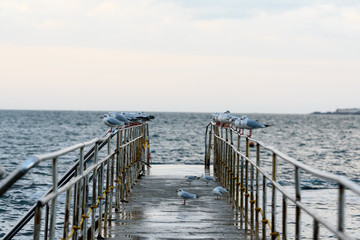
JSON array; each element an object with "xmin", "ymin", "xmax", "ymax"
[{"xmin": 0, "ymin": 110, "xmax": 359, "ymax": 239}]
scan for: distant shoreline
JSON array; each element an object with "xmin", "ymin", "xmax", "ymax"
[{"xmin": 311, "ymin": 108, "xmax": 360, "ymax": 115}]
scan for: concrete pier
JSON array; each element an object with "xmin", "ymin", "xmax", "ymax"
[{"xmin": 105, "ymin": 165, "xmax": 250, "ymax": 239}]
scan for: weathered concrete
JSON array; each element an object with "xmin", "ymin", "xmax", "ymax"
[{"xmin": 104, "ymin": 165, "xmax": 250, "ymax": 239}]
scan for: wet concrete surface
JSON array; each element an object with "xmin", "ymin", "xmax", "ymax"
[{"xmin": 104, "ymin": 165, "xmax": 250, "ymax": 239}]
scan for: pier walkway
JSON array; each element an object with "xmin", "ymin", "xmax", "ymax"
[{"xmin": 105, "ymin": 165, "xmax": 249, "ymax": 239}]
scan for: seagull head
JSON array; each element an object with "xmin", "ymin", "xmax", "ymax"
[
  {"xmin": 176, "ymin": 188, "xmax": 184, "ymax": 193},
  {"xmin": 100, "ymin": 114, "xmax": 110, "ymax": 119}
]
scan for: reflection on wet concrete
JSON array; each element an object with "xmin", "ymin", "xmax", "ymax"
[{"xmin": 104, "ymin": 165, "xmax": 250, "ymax": 239}]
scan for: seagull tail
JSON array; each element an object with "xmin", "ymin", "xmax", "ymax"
[{"xmin": 264, "ymin": 124, "xmax": 272, "ymax": 128}]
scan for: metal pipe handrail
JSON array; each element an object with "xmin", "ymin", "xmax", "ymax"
[
  {"xmin": 37, "ymin": 133, "xmax": 144, "ymax": 206},
  {"xmin": 1, "ymin": 123, "xmax": 150, "ymax": 240},
  {"xmin": 214, "ymin": 129, "xmax": 360, "ymax": 196},
  {"xmin": 208, "ymin": 122, "xmax": 360, "ymax": 240},
  {"xmin": 1, "ymin": 133, "xmax": 111, "ymax": 239},
  {"xmin": 38, "ymin": 152, "xmax": 116, "ymax": 206},
  {"xmin": 0, "ymin": 137, "xmax": 105, "ymax": 196},
  {"xmin": 241, "ymin": 150, "xmax": 353, "ymax": 240}
]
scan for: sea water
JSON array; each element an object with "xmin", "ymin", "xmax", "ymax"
[{"xmin": 0, "ymin": 110, "xmax": 359, "ymax": 238}]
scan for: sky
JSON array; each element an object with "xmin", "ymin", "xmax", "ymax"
[{"xmin": 0, "ymin": 0, "xmax": 359, "ymax": 114}]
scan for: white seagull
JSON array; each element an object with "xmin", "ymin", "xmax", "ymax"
[
  {"xmin": 185, "ymin": 175, "xmax": 200, "ymax": 185},
  {"xmin": 202, "ymin": 174, "xmax": 217, "ymax": 185},
  {"xmin": 230, "ymin": 116, "xmax": 243, "ymax": 133},
  {"xmin": 213, "ymin": 186, "xmax": 228, "ymax": 200},
  {"xmin": 176, "ymin": 189, "xmax": 198, "ymax": 205},
  {"xmin": 100, "ymin": 114, "xmax": 125, "ymax": 132},
  {"xmin": 217, "ymin": 110, "xmax": 234, "ymax": 127},
  {"xmin": 109, "ymin": 112, "xmax": 130, "ymax": 125},
  {"xmin": 240, "ymin": 116, "xmax": 270, "ymax": 137}
]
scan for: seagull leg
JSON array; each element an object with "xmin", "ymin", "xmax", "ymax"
[
  {"xmin": 248, "ymin": 130, "xmax": 252, "ymax": 138},
  {"xmin": 183, "ymin": 199, "xmax": 186, "ymax": 205}
]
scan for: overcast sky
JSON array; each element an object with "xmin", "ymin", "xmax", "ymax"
[{"xmin": 1, "ymin": 0, "xmax": 359, "ymax": 113}]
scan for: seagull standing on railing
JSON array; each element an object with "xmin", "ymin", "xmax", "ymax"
[
  {"xmin": 109, "ymin": 112, "xmax": 130, "ymax": 125},
  {"xmin": 217, "ymin": 111, "xmax": 234, "ymax": 127},
  {"xmin": 230, "ymin": 116, "xmax": 244, "ymax": 134},
  {"xmin": 176, "ymin": 189, "xmax": 198, "ymax": 205},
  {"xmin": 213, "ymin": 186, "xmax": 228, "ymax": 200},
  {"xmin": 100, "ymin": 114, "xmax": 125, "ymax": 132},
  {"xmin": 240, "ymin": 116, "xmax": 270, "ymax": 137}
]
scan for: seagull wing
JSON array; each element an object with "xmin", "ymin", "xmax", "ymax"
[
  {"xmin": 246, "ymin": 119, "xmax": 265, "ymax": 129},
  {"xmin": 181, "ymin": 191, "xmax": 197, "ymax": 199}
]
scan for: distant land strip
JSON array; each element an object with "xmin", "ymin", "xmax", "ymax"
[{"xmin": 312, "ymin": 108, "xmax": 360, "ymax": 115}]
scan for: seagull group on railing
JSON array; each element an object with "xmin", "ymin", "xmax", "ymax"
[
  {"xmin": 210, "ymin": 110, "xmax": 271, "ymax": 137},
  {"xmin": 100, "ymin": 111, "xmax": 155, "ymax": 132}
]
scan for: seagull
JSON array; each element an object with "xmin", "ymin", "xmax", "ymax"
[
  {"xmin": 230, "ymin": 116, "xmax": 244, "ymax": 133},
  {"xmin": 202, "ymin": 174, "xmax": 217, "ymax": 185},
  {"xmin": 240, "ymin": 116, "xmax": 270, "ymax": 137},
  {"xmin": 119, "ymin": 112, "xmax": 154, "ymax": 125},
  {"xmin": 213, "ymin": 186, "xmax": 228, "ymax": 200},
  {"xmin": 185, "ymin": 175, "xmax": 200, "ymax": 185},
  {"xmin": 217, "ymin": 111, "xmax": 234, "ymax": 127},
  {"xmin": 100, "ymin": 114, "xmax": 125, "ymax": 132},
  {"xmin": 176, "ymin": 189, "xmax": 198, "ymax": 205},
  {"xmin": 109, "ymin": 112, "xmax": 130, "ymax": 125},
  {"xmin": 210, "ymin": 113, "xmax": 220, "ymax": 124}
]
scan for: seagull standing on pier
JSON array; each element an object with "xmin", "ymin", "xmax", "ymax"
[
  {"xmin": 240, "ymin": 116, "xmax": 270, "ymax": 137},
  {"xmin": 185, "ymin": 175, "xmax": 200, "ymax": 185},
  {"xmin": 100, "ymin": 114, "xmax": 125, "ymax": 132},
  {"xmin": 176, "ymin": 189, "xmax": 198, "ymax": 205},
  {"xmin": 202, "ymin": 174, "xmax": 217, "ymax": 185},
  {"xmin": 213, "ymin": 186, "xmax": 228, "ymax": 200}
]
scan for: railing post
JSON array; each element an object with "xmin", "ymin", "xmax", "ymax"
[
  {"xmin": 63, "ymin": 188, "xmax": 72, "ymax": 239},
  {"xmin": 33, "ymin": 202, "xmax": 42, "ymax": 240},
  {"xmin": 205, "ymin": 123, "xmax": 211, "ymax": 169},
  {"xmin": 91, "ymin": 142, "xmax": 98, "ymax": 240},
  {"xmin": 115, "ymin": 130, "xmax": 121, "ymax": 211},
  {"xmin": 283, "ymin": 196, "xmax": 287, "ymax": 240},
  {"xmin": 338, "ymin": 184, "xmax": 345, "ymax": 234},
  {"xmin": 104, "ymin": 138, "xmax": 111, "ymax": 237},
  {"xmin": 236, "ymin": 134, "xmax": 240, "ymax": 216},
  {"xmin": 75, "ymin": 147, "xmax": 84, "ymax": 240},
  {"xmin": 98, "ymin": 160, "xmax": 104, "ymax": 238},
  {"xmin": 271, "ymin": 153, "xmax": 277, "ymax": 240},
  {"xmin": 82, "ymin": 153, "xmax": 89, "ymax": 240},
  {"xmin": 295, "ymin": 166, "xmax": 301, "ymax": 240},
  {"xmin": 245, "ymin": 137, "xmax": 249, "ymax": 231},
  {"xmin": 255, "ymin": 143, "xmax": 260, "ymax": 240},
  {"xmin": 313, "ymin": 219, "xmax": 319, "ymax": 240},
  {"xmin": 240, "ymin": 155, "xmax": 244, "ymax": 229},
  {"xmin": 49, "ymin": 157, "xmax": 58, "ymax": 240},
  {"xmin": 250, "ymin": 160, "xmax": 254, "ymax": 239},
  {"xmin": 262, "ymin": 176, "xmax": 267, "ymax": 240}
]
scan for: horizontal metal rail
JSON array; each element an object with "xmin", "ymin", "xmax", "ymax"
[
  {"xmin": 1, "ymin": 123, "xmax": 151, "ymax": 240},
  {"xmin": 206, "ymin": 123, "xmax": 360, "ymax": 240},
  {"xmin": 1, "ymin": 131, "xmax": 113, "ymax": 240}
]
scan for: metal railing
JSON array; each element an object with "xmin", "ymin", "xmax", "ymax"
[
  {"xmin": 0, "ymin": 123, "xmax": 150, "ymax": 240},
  {"xmin": 205, "ymin": 123, "xmax": 360, "ymax": 240}
]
